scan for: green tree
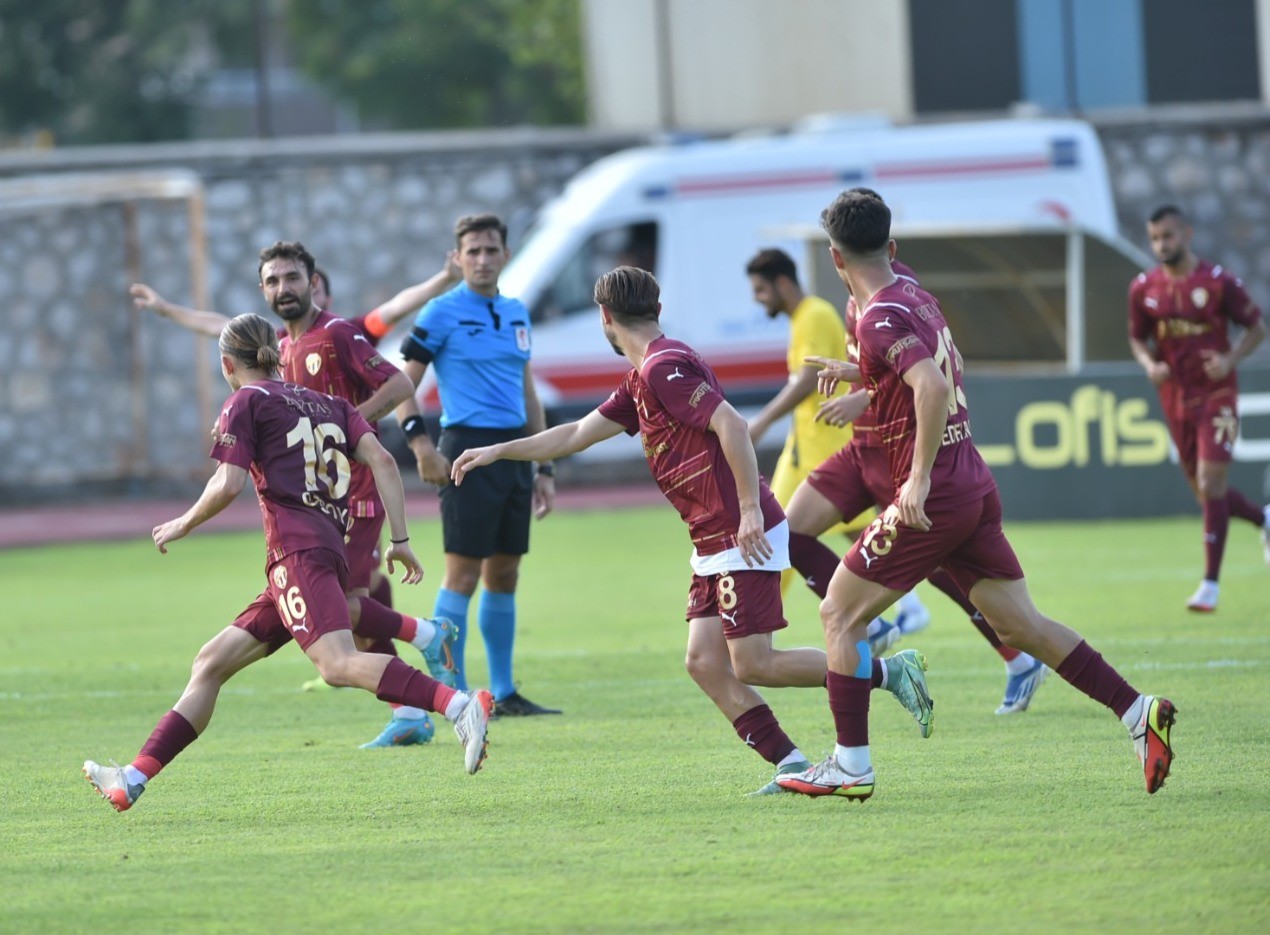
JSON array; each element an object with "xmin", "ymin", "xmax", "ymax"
[
  {"xmin": 0, "ymin": 0, "xmax": 254, "ymax": 145},
  {"xmin": 284, "ymin": 0, "xmax": 586, "ymax": 129}
]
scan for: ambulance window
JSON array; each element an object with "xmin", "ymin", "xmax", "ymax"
[{"xmin": 531, "ymin": 221, "xmax": 659, "ymax": 325}]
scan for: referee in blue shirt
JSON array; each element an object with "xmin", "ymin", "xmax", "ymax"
[{"xmin": 396, "ymin": 214, "xmax": 561, "ymax": 717}]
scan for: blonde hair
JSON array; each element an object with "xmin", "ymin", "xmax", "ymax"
[{"xmin": 219, "ymin": 313, "xmax": 281, "ymax": 374}]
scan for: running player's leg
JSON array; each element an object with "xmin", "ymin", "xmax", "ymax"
[{"xmin": 84, "ymin": 599, "xmax": 282, "ymax": 811}]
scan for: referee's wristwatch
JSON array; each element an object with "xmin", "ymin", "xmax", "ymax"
[{"xmin": 536, "ymin": 462, "xmax": 555, "ymax": 478}]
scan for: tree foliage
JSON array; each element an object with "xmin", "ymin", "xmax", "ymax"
[
  {"xmin": 284, "ymin": 0, "xmax": 586, "ymax": 129},
  {"xmin": 0, "ymin": 0, "xmax": 255, "ymax": 145}
]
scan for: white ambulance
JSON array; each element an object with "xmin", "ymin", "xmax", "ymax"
[{"xmin": 496, "ymin": 114, "xmax": 1148, "ymax": 430}]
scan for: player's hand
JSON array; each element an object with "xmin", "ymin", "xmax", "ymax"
[
  {"xmin": 1146, "ymin": 361, "xmax": 1171, "ymax": 386},
  {"xmin": 384, "ymin": 542, "xmax": 424, "ymax": 584},
  {"xmin": 414, "ymin": 446, "xmax": 452, "ymax": 486},
  {"xmin": 815, "ymin": 389, "xmax": 872, "ymax": 427},
  {"xmin": 444, "ymin": 249, "xmax": 462, "ymax": 281},
  {"xmin": 806, "ymin": 356, "xmax": 860, "ymax": 396},
  {"xmin": 894, "ymin": 475, "xmax": 932, "ymax": 532},
  {"xmin": 152, "ymin": 517, "xmax": 189, "ymax": 554},
  {"xmin": 533, "ymin": 472, "xmax": 555, "ymax": 520},
  {"xmin": 450, "ymin": 446, "xmax": 497, "ymax": 485},
  {"xmin": 1200, "ymin": 350, "xmax": 1232, "ymax": 381},
  {"xmin": 736, "ymin": 506, "xmax": 773, "ymax": 568},
  {"xmin": 129, "ymin": 283, "xmax": 166, "ymax": 314}
]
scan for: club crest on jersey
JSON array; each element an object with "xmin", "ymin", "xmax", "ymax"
[
  {"xmin": 305, "ymin": 353, "xmax": 322, "ymax": 375},
  {"xmin": 515, "ymin": 326, "xmax": 530, "ymax": 352},
  {"xmin": 1191, "ymin": 287, "xmax": 1209, "ymax": 309},
  {"xmin": 272, "ymin": 565, "xmax": 288, "ymax": 589}
]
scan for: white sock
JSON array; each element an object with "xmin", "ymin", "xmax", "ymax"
[
  {"xmin": 777, "ymin": 749, "xmax": 806, "ymax": 770},
  {"xmin": 124, "ymin": 764, "xmax": 149, "ymax": 786},
  {"xmin": 877, "ymin": 658, "xmax": 889, "ymax": 687},
  {"xmin": 409, "ymin": 617, "xmax": 438, "ymax": 651},
  {"xmin": 834, "ymin": 743, "xmax": 871, "ymax": 776},
  {"xmin": 444, "ymin": 692, "xmax": 469, "ymax": 721},
  {"xmin": 898, "ymin": 590, "xmax": 924, "ymax": 615},
  {"xmin": 1005, "ymin": 652, "xmax": 1036, "ymax": 676},
  {"xmin": 395, "ymin": 706, "xmax": 428, "ymax": 720},
  {"xmin": 1121, "ymin": 694, "xmax": 1146, "ymax": 731},
  {"xmin": 1262, "ymin": 505, "xmax": 1270, "ymax": 530}
]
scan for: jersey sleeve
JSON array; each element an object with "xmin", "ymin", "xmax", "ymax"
[
  {"xmin": 340, "ymin": 398, "xmax": 377, "ymax": 451},
  {"xmin": 597, "ymin": 374, "xmax": 641, "ymax": 435},
  {"xmin": 1218, "ymin": 271, "xmax": 1262, "ymax": 328},
  {"xmin": 209, "ymin": 390, "xmax": 257, "ymax": 470},
  {"xmin": 643, "ymin": 354, "xmax": 723, "ymax": 432},
  {"xmin": 857, "ymin": 311, "xmax": 931, "ymax": 378},
  {"xmin": 400, "ymin": 297, "xmax": 454, "ymax": 365},
  {"xmin": 329, "ymin": 321, "xmax": 401, "ymax": 394},
  {"xmin": 1128, "ymin": 275, "xmax": 1152, "ymax": 341}
]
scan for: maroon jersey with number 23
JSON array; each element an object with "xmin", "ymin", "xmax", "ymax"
[{"xmin": 853, "ymin": 279, "xmax": 995, "ymax": 509}]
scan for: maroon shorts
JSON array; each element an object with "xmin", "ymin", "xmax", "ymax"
[
  {"xmin": 344, "ymin": 510, "xmax": 385, "ymax": 591},
  {"xmin": 844, "ymin": 489, "xmax": 1024, "ymax": 594},
  {"xmin": 685, "ymin": 570, "xmax": 787, "ymax": 639},
  {"xmin": 806, "ymin": 443, "xmax": 894, "ymax": 519},
  {"xmin": 1159, "ymin": 384, "xmax": 1238, "ymax": 479},
  {"xmin": 233, "ymin": 547, "xmax": 352, "ymax": 653}
]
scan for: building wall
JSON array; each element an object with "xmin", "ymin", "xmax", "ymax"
[
  {"xmin": 584, "ymin": 0, "xmax": 1270, "ymax": 130},
  {"xmin": 582, "ymin": 0, "xmax": 912, "ymax": 130}
]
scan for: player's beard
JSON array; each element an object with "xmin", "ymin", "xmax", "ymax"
[
  {"xmin": 272, "ymin": 289, "xmax": 312, "ymax": 321},
  {"xmin": 602, "ymin": 321, "xmax": 623, "ymax": 356}
]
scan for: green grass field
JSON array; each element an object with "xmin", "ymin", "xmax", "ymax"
[{"xmin": 2, "ymin": 507, "xmax": 1267, "ymax": 934}]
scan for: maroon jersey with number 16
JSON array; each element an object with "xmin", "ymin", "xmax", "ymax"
[{"xmin": 211, "ymin": 380, "xmax": 376, "ymax": 569}]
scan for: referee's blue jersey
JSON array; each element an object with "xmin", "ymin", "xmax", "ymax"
[{"xmin": 401, "ymin": 282, "xmax": 532, "ymax": 429}]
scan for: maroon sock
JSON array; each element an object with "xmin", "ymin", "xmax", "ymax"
[
  {"xmin": 826, "ymin": 670, "xmax": 870, "ymax": 747},
  {"xmin": 369, "ymin": 573, "xmax": 393, "ymax": 609},
  {"xmin": 356, "ymin": 597, "xmax": 407, "ymax": 642},
  {"xmin": 1202, "ymin": 496, "xmax": 1230, "ymax": 582},
  {"xmin": 731, "ymin": 703, "xmax": 797, "ymax": 766},
  {"xmin": 789, "ymin": 532, "xmax": 841, "ymax": 598},
  {"xmin": 133, "ymin": 710, "xmax": 199, "ymax": 779},
  {"xmin": 1227, "ymin": 487, "xmax": 1264, "ymax": 526},
  {"xmin": 1055, "ymin": 640, "xmax": 1139, "ymax": 718},
  {"xmin": 374, "ymin": 656, "xmax": 449, "ymax": 713},
  {"xmin": 926, "ymin": 568, "xmax": 979, "ymax": 617}
]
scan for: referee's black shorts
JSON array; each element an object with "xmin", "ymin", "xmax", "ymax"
[{"xmin": 437, "ymin": 425, "xmax": 533, "ymax": 558}]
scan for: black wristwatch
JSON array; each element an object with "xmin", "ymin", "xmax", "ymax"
[{"xmin": 536, "ymin": 462, "xmax": 555, "ymax": 478}]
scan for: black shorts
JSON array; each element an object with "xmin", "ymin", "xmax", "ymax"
[{"xmin": 438, "ymin": 425, "xmax": 533, "ymax": 558}]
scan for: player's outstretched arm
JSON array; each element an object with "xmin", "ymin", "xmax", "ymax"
[
  {"xmin": 153, "ymin": 462, "xmax": 247, "ymax": 553},
  {"xmin": 361, "ymin": 253, "xmax": 461, "ymax": 339},
  {"xmin": 130, "ymin": 283, "xmax": 231, "ymax": 339},
  {"xmin": 354, "ymin": 433, "xmax": 424, "ymax": 584},
  {"xmin": 451, "ymin": 410, "xmax": 624, "ymax": 485},
  {"xmin": 709, "ymin": 401, "xmax": 773, "ymax": 568},
  {"xmin": 749, "ymin": 363, "xmax": 820, "ymax": 444}
]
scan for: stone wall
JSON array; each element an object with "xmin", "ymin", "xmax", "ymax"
[
  {"xmin": 1095, "ymin": 105, "xmax": 1270, "ymax": 317},
  {"xmin": 1, "ymin": 109, "xmax": 1268, "ymax": 503},
  {"xmin": 0, "ymin": 129, "xmax": 642, "ymax": 503}
]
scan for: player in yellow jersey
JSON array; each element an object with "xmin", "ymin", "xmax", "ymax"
[{"xmin": 745, "ymin": 250, "xmax": 871, "ymax": 570}]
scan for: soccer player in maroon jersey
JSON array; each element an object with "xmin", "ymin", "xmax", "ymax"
[
  {"xmin": 1128, "ymin": 205, "xmax": 1268, "ymax": 612},
  {"xmin": 129, "ymin": 246, "xmax": 464, "ymax": 747},
  {"xmin": 83, "ymin": 313, "xmax": 494, "ymax": 812},
  {"xmin": 448, "ymin": 266, "xmax": 934, "ymax": 794},
  {"xmin": 787, "ymin": 255, "xmax": 1049, "ymax": 716},
  {"xmin": 776, "ymin": 190, "xmax": 1176, "ymax": 800}
]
